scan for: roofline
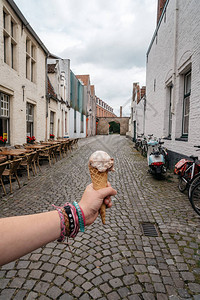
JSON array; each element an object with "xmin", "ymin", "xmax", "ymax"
[
  {"xmin": 6, "ymin": 0, "xmax": 49, "ymax": 55},
  {"xmin": 146, "ymin": 0, "xmax": 170, "ymax": 57}
]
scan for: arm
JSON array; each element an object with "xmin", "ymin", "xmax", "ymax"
[{"xmin": 0, "ymin": 184, "xmax": 117, "ymax": 266}]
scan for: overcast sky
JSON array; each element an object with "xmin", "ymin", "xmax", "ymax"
[{"xmin": 15, "ymin": 0, "xmax": 157, "ymax": 116}]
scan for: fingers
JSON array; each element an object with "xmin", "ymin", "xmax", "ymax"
[
  {"xmin": 104, "ymin": 197, "xmax": 112, "ymax": 208},
  {"xmin": 99, "ymin": 186, "xmax": 117, "ymax": 199}
]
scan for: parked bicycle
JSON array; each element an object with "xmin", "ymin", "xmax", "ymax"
[
  {"xmin": 135, "ymin": 134, "xmax": 144, "ymax": 151},
  {"xmin": 174, "ymin": 146, "xmax": 200, "ymax": 216}
]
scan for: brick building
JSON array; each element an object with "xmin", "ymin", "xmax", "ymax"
[
  {"xmin": 96, "ymin": 97, "xmax": 116, "ymax": 118},
  {"xmin": 145, "ymin": 0, "xmax": 200, "ymax": 166},
  {"xmin": 0, "ymin": 0, "xmax": 49, "ymax": 145}
]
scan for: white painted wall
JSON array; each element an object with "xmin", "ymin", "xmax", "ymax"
[
  {"xmin": 0, "ymin": 0, "xmax": 47, "ymax": 145},
  {"xmin": 146, "ymin": 0, "xmax": 200, "ymax": 157},
  {"xmin": 69, "ymin": 108, "xmax": 86, "ymax": 139}
]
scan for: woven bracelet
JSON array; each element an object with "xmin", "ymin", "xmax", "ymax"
[
  {"xmin": 72, "ymin": 201, "xmax": 85, "ymax": 232},
  {"xmin": 52, "ymin": 204, "xmax": 66, "ymax": 242}
]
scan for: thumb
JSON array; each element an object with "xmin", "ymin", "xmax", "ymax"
[{"xmin": 98, "ymin": 186, "xmax": 117, "ymax": 199}]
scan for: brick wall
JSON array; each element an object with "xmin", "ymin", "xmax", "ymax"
[{"xmin": 145, "ymin": 0, "xmax": 200, "ymax": 164}]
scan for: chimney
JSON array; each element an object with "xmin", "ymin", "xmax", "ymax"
[
  {"xmin": 157, "ymin": 0, "xmax": 167, "ymax": 24},
  {"xmin": 120, "ymin": 106, "xmax": 122, "ymax": 117},
  {"xmin": 141, "ymin": 86, "xmax": 146, "ymax": 99}
]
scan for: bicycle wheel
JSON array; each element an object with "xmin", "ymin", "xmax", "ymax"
[
  {"xmin": 189, "ymin": 182, "xmax": 200, "ymax": 216},
  {"xmin": 188, "ymin": 173, "xmax": 200, "ymax": 198},
  {"xmin": 178, "ymin": 176, "xmax": 188, "ymax": 192}
]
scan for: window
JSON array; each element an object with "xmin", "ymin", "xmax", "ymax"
[
  {"xmin": 65, "ymin": 112, "xmax": 68, "ymax": 135},
  {"xmin": 3, "ymin": 10, "xmax": 17, "ymax": 69},
  {"xmin": 0, "ymin": 93, "xmax": 10, "ymax": 143},
  {"xmin": 50, "ymin": 111, "xmax": 54, "ymax": 135},
  {"xmin": 168, "ymin": 85, "xmax": 172, "ymax": 137},
  {"xmin": 26, "ymin": 103, "xmax": 34, "ymax": 137},
  {"xmin": 74, "ymin": 110, "xmax": 76, "ymax": 133},
  {"xmin": 81, "ymin": 113, "xmax": 84, "ymax": 133},
  {"xmin": 182, "ymin": 71, "xmax": 191, "ymax": 137},
  {"xmin": 26, "ymin": 38, "xmax": 36, "ymax": 82}
]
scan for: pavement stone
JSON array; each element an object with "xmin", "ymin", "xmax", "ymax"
[{"xmin": 0, "ymin": 135, "xmax": 200, "ymax": 299}]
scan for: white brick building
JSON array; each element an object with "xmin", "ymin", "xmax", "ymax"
[
  {"xmin": 145, "ymin": 0, "xmax": 200, "ymax": 166},
  {"xmin": 47, "ymin": 56, "xmax": 70, "ymax": 139},
  {"xmin": 129, "ymin": 83, "xmax": 146, "ymax": 141},
  {"xmin": 0, "ymin": 0, "xmax": 49, "ymax": 145}
]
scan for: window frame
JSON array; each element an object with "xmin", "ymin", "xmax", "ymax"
[
  {"xmin": 26, "ymin": 37, "xmax": 36, "ymax": 82},
  {"xmin": 168, "ymin": 85, "xmax": 173, "ymax": 137},
  {"xmin": 3, "ymin": 9, "xmax": 17, "ymax": 70},
  {"xmin": 26, "ymin": 102, "xmax": 34, "ymax": 137},
  {"xmin": 182, "ymin": 71, "xmax": 191, "ymax": 138},
  {"xmin": 0, "ymin": 92, "xmax": 10, "ymax": 144},
  {"xmin": 50, "ymin": 111, "xmax": 54, "ymax": 135}
]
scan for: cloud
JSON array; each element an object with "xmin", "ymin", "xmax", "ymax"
[{"xmin": 15, "ymin": 0, "xmax": 157, "ymax": 116}]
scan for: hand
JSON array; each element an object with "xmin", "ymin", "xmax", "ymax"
[{"xmin": 79, "ymin": 183, "xmax": 117, "ymax": 226}]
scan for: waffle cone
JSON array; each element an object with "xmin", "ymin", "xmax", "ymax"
[{"xmin": 89, "ymin": 165, "xmax": 108, "ymax": 224}]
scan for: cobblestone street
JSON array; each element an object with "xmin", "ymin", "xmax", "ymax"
[{"xmin": 0, "ymin": 135, "xmax": 200, "ymax": 300}]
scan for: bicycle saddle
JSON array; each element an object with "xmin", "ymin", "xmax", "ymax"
[{"xmin": 189, "ymin": 155, "xmax": 198, "ymax": 161}]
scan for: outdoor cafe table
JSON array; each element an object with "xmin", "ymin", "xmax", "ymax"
[
  {"xmin": 25, "ymin": 144, "xmax": 47, "ymax": 150},
  {"xmin": 41, "ymin": 141, "xmax": 61, "ymax": 145},
  {"xmin": 0, "ymin": 149, "xmax": 32, "ymax": 159}
]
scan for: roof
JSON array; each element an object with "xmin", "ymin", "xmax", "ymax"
[
  {"xmin": 47, "ymin": 77, "xmax": 57, "ymax": 100},
  {"xmin": 6, "ymin": 0, "xmax": 49, "ymax": 55},
  {"xmin": 76, "ymin": 75, "xmax": 90, "ymax": 86},
  {"xmin": 147, "ymin": 0, "xmax": 169, "ymax": 57},
  {"xmin": 48, "ymin": 64, "xmax": 56, "ymax": 73}
]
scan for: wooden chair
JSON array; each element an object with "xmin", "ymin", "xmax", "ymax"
[
  {"xmin": 2, "ymin": 158, "xmax": 22, "ymax": 193},
  {"xmin": 0, "ymin": 161, "xmax": 9, "ymax": 195},
  {"xmin": 39, "ymin": 147, "xmax": 54, "ymax": 166},
  {"xmin": 14, "ymin": 145, "xmax": 23, "ymax": 149},
  {"xmin": 32, "ymin": 150, "xmax": 42, "ymax": 174},
  {"xmin": 20, "ymin": 152, "xmax": 36, "ymax": 180},
  {"xmin": 56, "ymin": 143, "xmax": 64, "ymax": 159},
  {"xmin": 51, "ymin": 145, "xmax": 59, "ymax": 163}
]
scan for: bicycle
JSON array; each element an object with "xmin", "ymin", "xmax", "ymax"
[
  {"xmin": 189, "ymin": 178, "xmax": 200, "ymax": 216},
  {"xmin": 174, "ymin": 147, "xmax": 200, "ymax": 192},
  {"xmin": 135, "ymin": 134, "xmax": 144, "ymax": 151}
]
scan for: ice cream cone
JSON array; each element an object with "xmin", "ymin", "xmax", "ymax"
[{"xmin": 89, "ymin": 165, "xmax": 108, "ymax": 224}]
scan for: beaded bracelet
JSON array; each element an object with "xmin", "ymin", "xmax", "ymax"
[
  {"xmin": 72, "ymin": 201, "xmax": 85, "ymax": 232},
  {"xmin": 63, "ymin": 205, "xmax": 75, "ymax": 236}
]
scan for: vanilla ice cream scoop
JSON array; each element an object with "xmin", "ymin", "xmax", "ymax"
[
  {"xmin": 89, "ymin": 150, "xmax": 114, "ymax": 172},
  {"xmin": 88, "ymin": 150, "xmax": 114, "ymax": 224}
]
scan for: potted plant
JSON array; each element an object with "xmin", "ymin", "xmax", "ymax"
[
  {"xmin": 27, "ymin": 136, "xmax": 36, "ymax": 144},
  {"xmin": 50, "ymin": 134, "xmax": 55, "ymax": 139},
  {"xmin": 0, "ymin": 136, "xmax": 7, "ymax": 146}
]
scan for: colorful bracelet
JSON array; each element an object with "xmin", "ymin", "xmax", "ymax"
[
  {"xmin": 72, "ymin": 201, "xmax": 85, "ymax": 232},
  {"xmin": 52, "ymin": 204, "xmax": 66, "ymax": 242},
  {"xmin": 61, "ymin": 208, "xmax": 70, "ymax": 237}
]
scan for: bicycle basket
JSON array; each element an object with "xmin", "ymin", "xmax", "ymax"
[{"xmin": 174, "ymin": 159, "xmax": 191, "ymax": 175}]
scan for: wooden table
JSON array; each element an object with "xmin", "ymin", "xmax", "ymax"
[
  {"xmin": 0, "ymin": 155, "xmax": 7, "ymax": 163},
  {"xmin": 41, "ymin": 141, "xmax": 61, "ymax": 145},
  {"xmin": 25, "ymin": 144, "xmax": 47, "ymax": 150},
  {"xmin": 0, "ymin": 149, "xmax": 32, "ymax": 157},
  {"xmin": 56, "ymin": 139, "xmax": 70, "ymax": 142}
]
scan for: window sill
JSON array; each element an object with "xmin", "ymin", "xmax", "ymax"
[{"xmin": 175, "ymin": 137, "xmax": 188, "ymax": 142}]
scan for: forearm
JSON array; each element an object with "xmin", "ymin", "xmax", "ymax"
[{"xmin": 0, "ymin": 211, "xmax": 60, "ymax": 266}]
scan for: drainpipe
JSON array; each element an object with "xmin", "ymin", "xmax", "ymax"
[
  {"xmin": 171, "ymin": 0, "xmax": 178, "ymax": 114},
  {"xmin": 45, "ymin": 55, "xmax": 49, "ymax": 141}
]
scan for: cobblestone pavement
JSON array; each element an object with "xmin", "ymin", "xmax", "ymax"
[{"xmin": 0, "ymin": 135, "xmax": 200, "ymax": 300}]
